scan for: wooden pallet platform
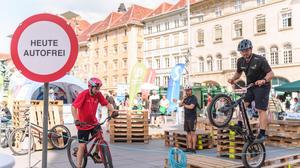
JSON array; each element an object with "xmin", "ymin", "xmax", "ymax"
[
  {"xmin": 263, "ymin": 153, "xmax": 300, "ymax": 168},
  {"xmin": 109, "ymin": 110, "xmax": 149, "ymax": 143},
  {"xmin": 164, "ymin": 154, "xmax": 243, "ymax": 168}
]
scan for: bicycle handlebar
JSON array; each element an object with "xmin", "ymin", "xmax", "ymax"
[
  {"xmin": 233, "ymin": 83, "xmax": 254, "ymax": 93},
  {"xmin": 77, "ymin": 110, "xmax": 121, "ymax": 127}
]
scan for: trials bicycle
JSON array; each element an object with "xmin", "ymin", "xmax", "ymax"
[
  {"xmin": 207, "ymin": 83, "xmax": 266, "ymax": 168},
  {"xmin": 67, "ymin": 113, "xmax": 118, "ymax": 168}
]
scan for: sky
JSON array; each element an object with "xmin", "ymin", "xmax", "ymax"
[{"xmin": 0, "ymin": 0, "xmax": 178, "ymax": 53}]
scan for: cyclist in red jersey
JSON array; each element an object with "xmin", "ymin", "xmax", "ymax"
[{"xmin": 71, "ymin": 77, "xmax": 116, "ymax": 167}]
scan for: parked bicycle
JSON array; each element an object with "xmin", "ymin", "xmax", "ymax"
[
  {"xmin": 67, "ymin": 114, "xmax": 117, "ymax": 168},
  {"xmin": 8, "ymin": 109, "xmax": 71, "ymax": 155},
  {"xmin": 207, "ymin": 83, "xmax": 266, "ymax": 168},
  {"xmin": 0, "ymin": 118, "xmax": 13, "ymax": 148}
]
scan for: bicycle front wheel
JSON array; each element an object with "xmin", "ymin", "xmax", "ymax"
[
  {"xmin": 100, "ymin": 143, "xmax": 113, "ymax": 168},
  {"xmin": 49, "ymin": 124, "xmax": 71, "ymax": 149},
  {"xmin": 8, "ymin": 127, "xmax": 34, "ymax": 155},
  {"xmin": 207, "ymin": 94, "xmax": 234, "ymax": 128},
  {"xmin": 242, "ymin": 142, "xmax": 266, "ymax": 168},
  {"xmin": 67, "ymin": 136, "xmax": 87, "ymax": 168}
]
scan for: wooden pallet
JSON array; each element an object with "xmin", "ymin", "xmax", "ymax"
[
  {"xmin": 263, "ymin": 153, "xmax": 300, "ymax": 168},
  {"xmin": 164, "ymin": 154, "xmax": 243, "ymax": 168},
  {"xmin": 109, "ymin": 110, "xmax": 149, "ymax": 143},
  {"xmin": 197, "ymin": 118, "xmax": 218, "ymax": 146},
  {"xmin": 165, "ymin": 130, "xmax": 175, "ymax": 146},
  {"xmin": 172, "ymin": 131, "xmax": 214, "ymax": 150},
  {"xmin": 12, "ymin": 100, "xmax": 64, "ymax": 150}
]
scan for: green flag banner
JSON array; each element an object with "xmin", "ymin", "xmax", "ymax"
[{"xmin": 129, "ymin": 63, "xmax": 147, "ymax": 107}]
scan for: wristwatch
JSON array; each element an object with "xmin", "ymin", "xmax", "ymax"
[{"xmin": 263, "ymin": 78, "xmax": 268, "ymax": 83}]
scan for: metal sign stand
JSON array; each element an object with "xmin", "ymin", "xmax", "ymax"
[{"xmin": 42, "ymin": 82, "xmax": 49, "ymax": 168}]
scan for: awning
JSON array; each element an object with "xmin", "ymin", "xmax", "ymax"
[{"xmin": 274, "ymin": 80, "xmax": 300, "ymax": 92}]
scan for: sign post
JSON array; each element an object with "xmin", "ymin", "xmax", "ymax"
[{"xmin": 11, "ymin": 13, "xmax": 78, "ymax": 168}]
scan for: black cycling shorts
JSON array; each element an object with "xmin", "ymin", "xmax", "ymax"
[
  {"xmin": 184, "ymin": 119, "xmax": 197, "ymax": 132},
  {"xmin": 77, "ymin": 126, "xmax": 99, "ymax": 143},
  {"xmin": 244, "ymin": 84, "xmax": 270, "ymax": 111}
]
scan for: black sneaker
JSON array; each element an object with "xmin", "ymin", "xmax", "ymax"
[
  {"xmin": 184, "ymin": 148, "xmax": 191, "ymax": 152},
  {"xmin": 255, "ymin": 133, "xmax": 267, "ymax": 143}
]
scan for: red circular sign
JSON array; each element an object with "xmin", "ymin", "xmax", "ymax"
[{"xmin": 10, "ymin": 13, "xmax": 78, "ymax": 82}]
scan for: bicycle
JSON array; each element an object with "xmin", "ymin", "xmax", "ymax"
[
  {"xmin": 8, "ymin": 109, "xmax": 71, "ymax": 155},
  {"xmin": 0, "ymin": 116, "xmax": 13, "ymax": 148},
  {"xmin": 67, "ymin": 115, "xmax": 117, "ymax": 168},
  {"xmin": 207, "ymin": 83, "xmax": 266, "ymax": 168}
]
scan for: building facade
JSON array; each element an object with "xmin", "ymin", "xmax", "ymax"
[
  {"xmin": 190, "ymin": 0, "xmax": 300, "ymax": 91},
  {"xmin": 72, "ymin": 5, "xmax": 152, "ymax": 91},
  {"xmin": 143, "ymin": 0, "xmax": 197, "ymax": 88}
]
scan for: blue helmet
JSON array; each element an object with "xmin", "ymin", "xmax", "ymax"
[{"xmin": 237, "ymin": 39, "xmax": 253, "ymax": 51}]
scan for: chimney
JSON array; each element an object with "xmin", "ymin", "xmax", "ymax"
[{"xmin": 118, "ymin": 3, "xmax": 127, "ymax": 12}]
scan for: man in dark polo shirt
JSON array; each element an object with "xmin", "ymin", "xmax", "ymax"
[
  {"xmin": 228, "ymin": 39, "xmax": 274, "ymax": 141},
  {"xmin": 180, "ymin": 85, "xmax": 198, "ymax": 153}
]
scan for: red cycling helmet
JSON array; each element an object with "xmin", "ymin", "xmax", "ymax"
[{"xmin": 88, "ymin": 77, "xmax": 102, "ymax": 88}]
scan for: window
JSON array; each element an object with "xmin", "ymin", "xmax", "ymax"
[
  {"xmin": 113, "ymin": 45, "xmax": 118, "ymax": 54},
  {"xmin": 197, "ymin": 29, "xmax": 204, "ymax": 45},
  {"xmin": 105, "ymin": 34, "xmax": 108, "ymax": 40},
  {"xmin": 231, "ymin": 52, "xmax": 238, "ymax": 69},
  {"xmin": 215, "ymin": 7, "xmax": 222, "ymax": 17},
  {"xmin": 198, "ymin": 16, "xmax": 204, "ymax": 22},
  {"xmin": 104, "ymin": 61, "xmax": 108, "ymax": 72},
  {"xmin": 207, "ymin": 56, "xmax": 213, "ymax": 71},
  {"xmin": 156, "ymin": 24, "xmax": 161, "ymax": 32},
  {"xmin": 182, "ymin": 19, "xmax": 187, "ymax": 26},
  {"xmin": 257, "ymin": 47, "xmax": 266, "ymax": 57},
  {"xmin": 95, "ymin": 49, "xmax": 99, "ymax": 57},
  {"xmin": 103, "ymin": 78, "xmax": 108, "ymax": 87},
  {"xmin": 270, "ymin": 46, "xmax": 279, "ymax": 65},
  {"xmin": 147, "ymin": 40, "xmax": 152, "ymax": 50},
  {"xmin": 105, "ymin": 47, "xmax": 110, "ymax": 56},
  {"xmin": 281, "ymin": 11, "xmax": 292, "ymax": 29},
  {"xmin": 94, "ymin": 63, "xmax": 99, "ymax": 72},
  {"xmin": 138, "ymin": 43, "xmax": 142, "ymax": 51},
  {"xmin": 155, "ymin": 58, "xmax": 160, "ymax": 69},
  {"xmin": 256, "ymin": 15, "xmax": 266, "ymax": 33},
  {"xmin": 147, "ymin": 59, "xmax": 152, "ymax": 68},
  {"xmin": 283, "ymin": 43, "xmax": 292, "ymax": 64},
  {"xmin": 216, "ymin": 54, "xmax": 222, "ymax": 71},
  {"xmin": 113, "ymin": 60, "xmax": 118, "ymax": 70},
  {"xmin": 123, "ymin": 44, "xmax": 127, "ymax": 52},
  {"xmin": 214, "ymin": 25, "xmax": 222, "ymax": 42},
  {"xmin": 175, "ymin": 19, "xmax": 179, "ymax": 28},
  {"xmin": 148, "ymin": 26, "xmax": 152, "ymax": 34},
  {"xmin": 113, "ymin": 76, "xmax": 117, "ymax": 87},
  {"xmin": 165, "ymin": 57, "xmax": 170, "ymax": 68},
  {"xmin": 163, "ymin": 76, "xmax": 169, "ymax": 87},
  {"xmin": 257, "ymin": 0, "xmax": 265, "ymax": 6},
  {"xmin": 183, "ymin": 32, "xmax": 188, "ymax": 45},
  {"xmin": 175, "ymin": 56, "xmax": 180, "ymax": 64},
  {"xmin": 155, "ymin": 77, "xmax": 160, "ymax": 86},
  {"xmin": 234, "ymin": 20, "xmax": 243, "ymax": 38},
  {"xmin": 165, "ymin": 22, "xmax": 170, "ymax": 30},
  {"xmin": 156, "ymin": 38, "xmax": 160, "ymax": 49},
  {"xmin": 124, "ymin": 29, "xmax": 127, "ymax": 36},
  {"xmin": 198, "ymin": 57, "xmax": 204, "ymax": 72},
  {"xmin": 235, "ymin": 0, "xmax": 242, "ymax": 12},
  {"xmin": 122, "ymin": 59, "xmax": 127, "ymax": 69},
  {"xmin": 164, "ymin": 36, "xmax": 169, "ymax": 48},
  {"xmin": 174, "ymin": 34, "xmax": 179, "ymax": 46}
]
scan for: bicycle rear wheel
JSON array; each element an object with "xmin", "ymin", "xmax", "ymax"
[
  {"xmin": 49, "ymin": 124, "xmax": 71, "ymax": 149},
  {"xmin": 242, "ymin": 142, "xmax": 266, "ymax": 168},
  {"xmin": 67, "ymin": 136, "xmax": 87, "ymax": 168},
  {"xmin": 8, "ymin": 128, "xmax": 34, "ymax": 155},
  {"xmin": 207, "ymin": 94, "xmax": 234, "ymax": 128},
  {"xmin": 100, "ymin": 143, "xmax": 113, "ymax": 168}
]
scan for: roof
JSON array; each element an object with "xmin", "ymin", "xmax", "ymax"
[
  {"xmin": 78, "ymin": 21, "xmax": 103, "ymax": 43},
  {"xmin": 146, "ymin": 2, "xmax": 173, "ymax": 18},
  {"xmin": 0, "ymin": 53, "xmax": 11, "ymax": 61},
  {"xmin": 111, "ymin": 5, "xmax": 153, "ymax": 29},
  {"xmin": 168, "ymin": 0, "xmax": 197, "ymax": 12},
  {"xmin": 91, "ymin": 12, "xmax": 124, "ymax": 35},
  {"xmin": 61, "ymin": 11, "xmax": 80, "ymax": 19},
  {"xmin": 67, "ymin": 18, "xmax": 90, "ymax": 35}
]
